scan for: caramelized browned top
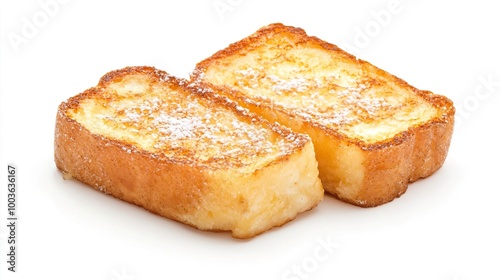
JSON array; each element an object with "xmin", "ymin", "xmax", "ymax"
[
  {"xmin": 194, "ymin": 23, "xmax": 455, "ymax": 145},
  {"xmin": 64, "ymin": 67, "xmax": 308, "ymax": 169}
]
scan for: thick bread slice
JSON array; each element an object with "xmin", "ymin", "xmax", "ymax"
[
  {"xmin": 54, "ymin": 66, "xmax": 323, "ymax": 238},
  {"xmin": 192, "ymin": 23, "xmax": 455, "ymax": 207}
]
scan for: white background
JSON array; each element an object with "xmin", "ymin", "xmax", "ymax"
[{"xmin": 1, "ymin": 1, "xmax": 499, "ymax": 279}]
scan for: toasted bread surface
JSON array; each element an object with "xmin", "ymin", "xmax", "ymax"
[
  {"xmin": 192, "ymin": 23, "xmax": 455, "ymax": 207},
  {"xmin": 54, "ymin": 66, "xmax": 323, "ymax": 238}
]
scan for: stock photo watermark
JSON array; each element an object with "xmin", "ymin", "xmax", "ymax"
[
  {"xmin": 6, "ymin": 165, "xmax": 18, "ymax": 273},
  {"xmin": 7, "ymin": 0, "xmax": 70, "ymax": 53},
  {"xmin": 455, "ymin": 74, "xmax": 499, "ymax": 130},
  {"xmin": 342, "ymin": 0, "xmax": 416, "ymax": 56},
  {"xmin": 281, "ymin": 235, "xmax": 340, "ymax": 280},
  {"xmin": 212, "ymin": 0, "xmax": 244, "ymax": 21}
]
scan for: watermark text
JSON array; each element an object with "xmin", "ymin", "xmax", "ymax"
[
  {"xmin": 7, "ymin": 0, "xmax": 70, "ymax": 53},
  {"xmin": 282, "ymin": 235, "xmax": 340, "ymax": 280}
]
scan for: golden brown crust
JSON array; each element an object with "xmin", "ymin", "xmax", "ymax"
[
  {"xmin": 62, "ymin": 66, "xmax": 310, "ymax": 168},
  {"xmin": 342, "ymin": 113, "xmax": 454, "ymax": 207},
  {"xmin": 192, "ymin": 23, "xmax": 455, "ymax": 207},
  {"xmin": 54, "ymin": 66, "xmax": 323, "ymax": 238},
  {"xmin": 54, "ymin": 101, "xmax": 208, "ymax": 220},
  {"xmin": 194, "ymin": 23, "xmax": 455, "ymax": 150}
]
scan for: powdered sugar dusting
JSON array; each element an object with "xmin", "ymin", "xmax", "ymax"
[
  {"xmin": 268, "ymin": 75, "xmax": 309, "ymax": 93},
  {"xmin": 82, "ymin": 81, "xmax": 302, "ymax": 168},
  {"xmin": 124, "ymin": 110, "xmax": 141, "ymax": 122},
  {"xmin": 195, "ymin": 41, "xmax": 439, "ymax": 144},
  {"xmin": 232, "ymin": 66, "xmax": 393, "ymax": 129},
  {"xmin": 154, "ymin": 114, "xmax": 202, "ymax": 140}
]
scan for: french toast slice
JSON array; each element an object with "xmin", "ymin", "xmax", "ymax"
[
  {"xmin": 192, "ymin": 23, "xmax": 455, "ymax": 207},
  {"xmin": 54, "ymin": 66, "xmax": 323, "ymax": 238}
]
